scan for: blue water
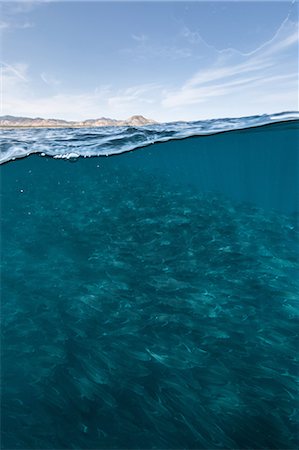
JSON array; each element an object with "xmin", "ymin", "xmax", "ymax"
[{"xmin": 1, "ymin": 115, "xmax": 299, "ymax": 449}]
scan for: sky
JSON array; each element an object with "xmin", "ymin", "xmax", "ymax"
[{"xmin": 1, "ymin": 0, "xmax": 298, "ymax": 122}]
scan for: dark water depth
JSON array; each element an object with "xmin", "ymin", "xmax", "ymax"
[{"xmin": 1, "ymin": 121, "xmax": 299, "ymax": 449}]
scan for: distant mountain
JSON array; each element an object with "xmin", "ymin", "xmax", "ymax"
[{"xmin": 0, "ymin": 115, "xmax": 156, "ymax": 128}]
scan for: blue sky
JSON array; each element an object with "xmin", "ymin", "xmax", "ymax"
[{"xmin": 1, "ymin": 1, "xmax": 298, "ymax": 121}]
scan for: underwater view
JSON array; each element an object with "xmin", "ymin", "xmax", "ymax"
[{"xmin": 1, "ymin": 115, "xmax": 299, "ymax": 449}]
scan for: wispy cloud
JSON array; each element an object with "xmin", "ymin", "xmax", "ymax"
[
  {"xmin": 121, "ymin": 35, "xmax": 193, "ymax": 60},
  {"xmin": 1, "ymin": 1, "xmax": 41, "ymax": 16},
  {"xmin": 0, "ymin": 20, "xmax": 34, "ymax": 31},
  {"xmin": 1, "ymin": 62, "xmax": 29, "ymax": 82},
  {"xmin": 1, "ymin": 4, "xmax": 298, "ymax": 122},
  {"xmin": 1, "ymin": 62, "xmax": 30, "ymax": 114},
  {"xmin": 180, "ymin": 26, "xmax": 201, "ymax": 45},
  {"xmin": 40, "ymin": 72, "xmax": 61, "ymax": 86},
  {"xmin": 107, "ymin": 83, "xmax": 160, "ymax": 115},
  {"xmin": 1, "ymin": 66, "xmax": 159, "ymax": 120},
  {"xmin": 0, "ymin": 0, "xmax": 43, "ymax": 32},
  {"xmin": 0, "ymin": 21, "xmax": 10, "ymax": 31},
  {"xmin": 131, "ymin": 34, "xmax": 148, "ymax": 42},
  {"xmin": 162, "ymin": 18, "xmax": 298, "ymax": 113}
]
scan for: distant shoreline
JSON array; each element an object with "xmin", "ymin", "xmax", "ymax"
[
  {"xmin": 0, "ymin": 114, "xmax": 157, "ymax": 129},
  {"xmin": 0, "ymin": 125, "xmax": 151, "ymax": 129}
]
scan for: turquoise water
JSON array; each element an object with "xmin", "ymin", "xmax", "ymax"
[{"xmin": 1, "ymin": 119, "xmax": 299, "ymax": 449}]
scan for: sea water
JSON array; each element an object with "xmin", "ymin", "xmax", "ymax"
[{"xmin": 1, "ymin": 114, "xmax": 299, "ymax": 449}]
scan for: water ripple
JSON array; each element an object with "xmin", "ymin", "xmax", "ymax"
[{"xmin": 0, "ymin": 111, "xmax": 298, "ymax": 164}]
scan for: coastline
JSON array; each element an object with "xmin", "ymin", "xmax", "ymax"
[{"xmin": 0, "ymin": 124, "xmax": 152, "ymax": 129}]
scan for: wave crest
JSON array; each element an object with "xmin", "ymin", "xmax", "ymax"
[{"xmin": 1, "ymin": 111, "xmax": 298, "ymax": 164}]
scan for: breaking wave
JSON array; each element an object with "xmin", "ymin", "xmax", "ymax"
[{"xmin": 0, "ymin": 111, "xmax": 298, "ymax": 164}]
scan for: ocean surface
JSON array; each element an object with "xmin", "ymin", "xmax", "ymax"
[{"xmin": 1, "ymin": 113, "xmax": 299, "ymax": 449}]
